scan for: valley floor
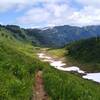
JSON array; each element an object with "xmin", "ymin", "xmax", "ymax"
[{"xmin": 37, "ymin": 49, "xmax": 100, "ymax": 83}]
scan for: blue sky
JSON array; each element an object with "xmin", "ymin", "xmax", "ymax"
[{"xmin": 0, "ymin": 0, "xmax": 100, "ymax": 28}]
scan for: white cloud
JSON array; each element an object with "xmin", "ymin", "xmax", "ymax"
[
  {"xmin": 76, "ymin": 0, "xmax": 100, "ymax": 8},
  {"xmin": 1, "ymin": 0, "xmax": 100, "ymax": 27},
  {"xmin": 0, "ymin": 0, "xmax": 31, "ymax": 12},
  {"xmin": 32, "ymin": 0, "xmax": 68, "ymax": 4},
  {"xmin": 0, "ymin": 0, "xmax": 69, "ymax": 12},
  {"xmin": 16, "ymin": 0, "xmax": 100, "ymax": 27},
  {"xmin": 68, "ymin": 6, "xmax": 100, "ymax": 26},
  {"xmin": 17, "ymin": 8, "xmax": 50, "ymax": 25},
  {"xmin": 16, "ymin": 1, "xmax": 75, "ymax": 27}
]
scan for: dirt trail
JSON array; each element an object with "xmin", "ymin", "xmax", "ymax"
[{"xmin": 33, "ymin": 71, "xmax": 49, "ymax": 100}]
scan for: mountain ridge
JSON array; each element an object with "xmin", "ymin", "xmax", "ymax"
[{"xmin": 0, "ymin": 24, "xmax": 100, "ymax": 47}]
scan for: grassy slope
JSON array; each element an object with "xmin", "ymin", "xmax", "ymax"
[
  {"xmin": 0, "ymin": 28, "xmax": 44, "ymax": 100},
  {"xmin": 47, "ymin": 37, "xmax": 100, "ymax": 72},
  {"xmin": 43, "ymin": 66, "xmax": 100, "ymax": 100},
  {"xmin": 47, "ymin": 48, "xmax": 66, "ymax": 58},
  {"xmin": 42, "ymin": 39, "xmax": 100, "ymax": 100},
  {"xmin": 66, "ymin": 37, "xmax": 100, "ymax": 72}
]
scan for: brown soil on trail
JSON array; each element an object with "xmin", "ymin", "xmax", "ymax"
[{"xmin": 33, "ymin": 71, "xmax": 49, "ymax": 100}]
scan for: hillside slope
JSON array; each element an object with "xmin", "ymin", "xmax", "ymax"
[
  {"xmin": 0, "ymin": 27, "xmax": 43, "ymax": 100},
  {"xmin": 66, "ymin": 37, "xmax": 100, "ymax": 72},
  {"xmin": 1, "ymin": 24, "xmax": 100, "ymax": 48}
]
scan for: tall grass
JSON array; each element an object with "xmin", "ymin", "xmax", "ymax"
[{"xmin": 43, "ymin": 66, "xmax": 100, "ymax": 100}]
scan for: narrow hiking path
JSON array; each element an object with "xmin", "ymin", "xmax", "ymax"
[{"xmin": 33, "ymin": 71, "xmax": 49, "ymax": 100}]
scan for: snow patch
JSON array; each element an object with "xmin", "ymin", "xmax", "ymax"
[
  {"xmin": 37, "ymin": 53, "xmax": 100, "ymax": 83},
  {"xmin": 83, "ymin": 73, "xmax": 100, "ymax": 83}
]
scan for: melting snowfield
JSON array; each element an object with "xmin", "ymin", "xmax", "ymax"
[
  {"xmin": 37, "ymin": 53, "xmax": 100, "ymax": 83},
  {"xmin": 83, "ymin": 73, "xmax": 100, "ymax": 83}
]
